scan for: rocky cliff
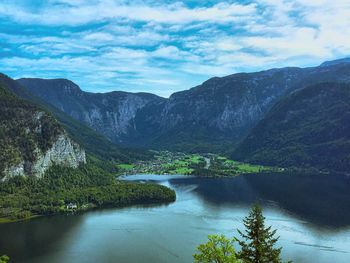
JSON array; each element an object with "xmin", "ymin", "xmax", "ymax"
[
  {"xmin": 3, "ymin": 133, "xmax": 86, "ymax": 180},
  {"xmin": 0, "ymin": 83, "xmax": 86, "ymax": 180},
  {"xmin": 16, "ymin": 78, "xmax": 165, "ymax": 144}
]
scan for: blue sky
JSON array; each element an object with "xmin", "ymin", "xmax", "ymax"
[{"xmin": 0, "ymin": 0, "xmax": 349, "ymax": 97}]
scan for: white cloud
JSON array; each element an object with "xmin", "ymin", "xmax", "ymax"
[
  {"xmin": 83, "ymin": 32, "xmax": 115, "ymax": 42},
  {"xmin": 0, "ymin": 1, "xmax": 350, "ymax": 96},
  {"xmin": 0, "ymin": 1, "xmax": 257, "ymax": 25}
]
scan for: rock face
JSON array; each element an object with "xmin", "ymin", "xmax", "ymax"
[
  {"xmin": 16, "ymin": 59, "xmax": 350, "ymax": 152},
  {"xmin": 16, "ymin": 78, "xmax": 165, "ymax": 144},
  {"xmin": 3, "ymin": 133, "xmax": 86, "ymax": 180},
  {"xmin": 30, "ymin": 134, "xmax": 85, "ymax": 177},
  {"xmin": 0, "ymin": 82, "xmax": 86, "ymax": 180}
]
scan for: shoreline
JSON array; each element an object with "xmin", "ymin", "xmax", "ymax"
[{"xmin": 0, "ymin": 197, "xmax": 176, "ymax": 225}]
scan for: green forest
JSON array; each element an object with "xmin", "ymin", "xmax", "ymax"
[{"xmin": 0, "ymin": 157, "xmax": 175, "ymax": 222}]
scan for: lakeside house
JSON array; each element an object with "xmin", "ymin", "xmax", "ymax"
[{"xmin": 66, "ymin": 203, "xmax": 77, "ymax": 210}]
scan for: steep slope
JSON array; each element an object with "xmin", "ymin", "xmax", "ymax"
[
  {"xmin": 17, "ymin": 78, "xmax": 165, "ymax": 144},
  {"xmin": 0, "ymin": 83, "xmax": 85, "ymax": 180},
  {"xmin": 232, "ymin": 82, "xmax": 350, "ymax": 173},
  {"xmin": 17, "ymin": 59, "xmax": 350, "ymax": 152},
  {"xmin": 0, "ymin": 74, "xmax": 150, "ymax": 162},
  {"xmin": 132, "ymin": 60, "xmax": 350, "ymax": 151}
]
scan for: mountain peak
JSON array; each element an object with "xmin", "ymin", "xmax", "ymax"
[
  {"xmin": 17, "ymin": 78, "xmax": 82, "ymax": 94},
  {"xmin": 320, "ymin": 57, "xmax": 350, "ymax": 67}
]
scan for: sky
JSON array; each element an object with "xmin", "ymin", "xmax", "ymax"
[{"xmin": 0, "ymin": 0, "xmax": 350, "ymax": 97}]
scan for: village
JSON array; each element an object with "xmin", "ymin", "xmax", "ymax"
[
  {"xmin": 117, "ymin": 151, "xmax": 207, "ymax": 175},
  {"xmin": 117, "ymin": 151, "xmax": 279, "ymax": 177}
]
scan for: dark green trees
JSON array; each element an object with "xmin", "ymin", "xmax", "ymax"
[
  {"xmin": 232, "ymin": 82, "xmax": 350, "ymax": 173},
  {"xmin": 236, "ymin": 205, "xmax": 283, "ymax": 263}
]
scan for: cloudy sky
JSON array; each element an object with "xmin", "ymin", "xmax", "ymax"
[{"xmin": 0, "ymin": 0, "xmax": 349, "ymax": 97}]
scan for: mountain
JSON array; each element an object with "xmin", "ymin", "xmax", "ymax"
[
  {"xmin": 17, "ymin": 78, "xmax": 165, "ymax": 145},
  {"xmin": 320, "ymin": 57, "xmax": 350, "ymax": 67},
  {"xmin": 16, "ymin": 58, "xmax": 350, "ymax": 152},
  {"xmin": 0, "ymin": 83, "xmax": 86, "ymax": 180},
  {"xmin": 0, "ymin": 74, "xmax": 150, "ymax": 162},
  {"xmin": 232, "ymin": 82, "xmax": 350, "ymax": 173},
  {"xmin": 134, "ymin": 61, "xmax": 350, "ymax": 151}
]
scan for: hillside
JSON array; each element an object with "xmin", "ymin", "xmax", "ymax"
[
  {"xmin": 0, "ymin": 83, "xmax": 85, "ymax": 180},
  {"xmin": 232, "ymin": 83, "xmax": 350, "ymax": 173},
  {"xmin": 0, "ymin": 74, "xmax": 151, "ymax": 162},
  {"xmin": 17, "ymin": 59, "xmax": 350, "ymax": 152},
  {"xmin": 0, "ymin": 78, "xmax": 175, "ymax": 222}
]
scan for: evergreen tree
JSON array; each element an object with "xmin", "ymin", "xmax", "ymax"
[{"xmin": 235, "ymin": 204, "xmax": 284, "ymax": 263}]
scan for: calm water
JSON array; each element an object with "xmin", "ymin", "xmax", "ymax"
[{"xmin": 1, "ymin": 173, "xmax": 350, "ymax": 263}]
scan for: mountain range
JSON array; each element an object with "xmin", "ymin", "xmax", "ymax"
[
  {"xmin": 0, "ymin": 74, "xmax": 151, "ymax": 163},
  {"xmin": 16, "ymin": 59, "xmax": 350, "ymax": 153},
  {"xmin": 1, "ymin": 57, "xmax": 350, "ymax": 174}
]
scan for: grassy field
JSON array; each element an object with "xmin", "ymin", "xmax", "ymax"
[
  {"xmin": 117, "ymin": 151, "xmax": 279, "ymax": 177},
  {"xmin": 161, "ymin": 155, "xmax": 202, "ymax": 174},
  {"xmin": 219, "ymin": 157, "xmax": 277, "ymax": 174},
  {"xmin": 189, "ymin": 155, "xmax": 202, "ymax": 164},
  {"xmin": 117, "ymin": 164, "xmax": 135, "ymax": 170}
]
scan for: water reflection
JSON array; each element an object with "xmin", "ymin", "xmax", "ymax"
[
  {"xmin": 0, "ymin": 215, "xmax": 83, "ymax": 262},
  {"xmin": 168, "ymin": 173, "xmax": 350, "ymax": 228},
  {"xmin": 0, "ymin": 173, "xmax": 349, "ymax": 263}
]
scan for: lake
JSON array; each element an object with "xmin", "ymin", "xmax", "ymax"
[{"xmin": 1, "ymin": 173, "xmax": 350, "ymax": 263}]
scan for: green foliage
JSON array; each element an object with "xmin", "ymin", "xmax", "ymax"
[
  {"xmin": 233, "ymin": 83, "xmax": 350, "ymax": 173},
  {"xmin": 193, "ymin": 235, "xmax": 240, "ymax": 263},
  {"xmin": 0, "ymin": 158, "xmax": 175, "ymax": 221},
  {"xmin": 193, "ymin": 206, "xmax": 291, "ymax": 263},
  {"xmin": 193, "ymin": 156, "xmax": 277, "ymax": 177},
  {"xmin": 0, "ymin": 255, "xmax": 9, "ymax": 263},
  {"xmin": 235, "ymin": 205, "xmax": 285, "ymax": 263},
  {"xmin": 0, "ymin": 80, "xmax": 175, "ymax": 221}
]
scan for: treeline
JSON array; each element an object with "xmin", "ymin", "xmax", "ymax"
[{"xmin": 0, "ymin": 158, "xmax": 175, "ymax": 221}]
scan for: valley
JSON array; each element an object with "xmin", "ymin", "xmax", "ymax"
[
  {"xmin": 1, "ymin": 1, "xmax": 350, "ymax": 261},
  {"xmin": 0, "ymin": 58, "xmax": 350, "ymax": 263},
  {"xmin": 117, "ymin": 151, "xmax": 280, "ymax": 177}
]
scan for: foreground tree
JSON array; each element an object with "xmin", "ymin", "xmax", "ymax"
[
  {"xmin": 193, "ymin": 234, "xmax": 240, "ymax": 263},
  {"xmin": 0, "ymin": 255, "xmax": 9, "ymax": 263},
  {"xmin": 236, "ymin": 204, "xmax": 285, "ymax": 263}
]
